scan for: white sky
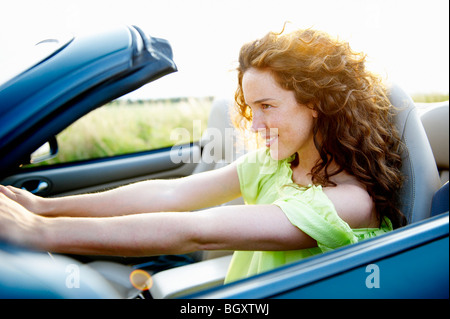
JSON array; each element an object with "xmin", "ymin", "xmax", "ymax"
[{"xmin": 0, "ymin": 0, "xmax": 448, "ymax": 99}]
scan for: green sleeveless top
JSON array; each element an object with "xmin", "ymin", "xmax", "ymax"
[{"xmin": 224, "ymin": 148, "xmax": 392, "ymax": 283}]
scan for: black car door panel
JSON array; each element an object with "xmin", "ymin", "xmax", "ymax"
[{"xmin": 1, "ymin": 144, "xmax": 200, "ymax": 197}]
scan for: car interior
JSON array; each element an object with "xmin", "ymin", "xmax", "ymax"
[
  {"xmin": 79, "ymin": 83, "xmax": 449, "ymax": 299},
  {"xmin": 0, "ymin": 72, "xmax": 448, "ymax": 298}
]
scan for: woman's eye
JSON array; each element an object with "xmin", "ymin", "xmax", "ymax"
[{"xmin": 262, "ymin": 104, "xmax": 272, "ymax": 109}]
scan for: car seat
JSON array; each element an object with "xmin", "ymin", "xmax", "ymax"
[
  {"xmin": 431, "ymin": 182, "xmax": 449, "ymax": 217},
  {"xmin": 193, "ymin": 97, "xmax": 246, "ymax": 174},
  {"xmin": 389, "ymin": 83, "xmax": 442, "ymax": 223},
  {"xmin": 418, "ymin": 101, "xmax": 449, "ymax": 218},
  {"xmin": 419, "ymin": 101, "xmax": 449, "ymax": 184}
]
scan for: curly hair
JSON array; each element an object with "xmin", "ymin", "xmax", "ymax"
[{"xmin": 233, "ymin": 28, "xmax": 406, "ymax": 228}]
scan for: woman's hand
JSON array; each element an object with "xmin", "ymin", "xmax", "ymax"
[
  {"xmin": 0, "ymin": 192, "xmax": 44, "ymax": 248},
  {"xmin": 0, "ymin": 185, "xmax": 47, "ymax": 216}
]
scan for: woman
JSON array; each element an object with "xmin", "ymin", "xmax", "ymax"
[{"xmin": 0, "ymin": 28, "xmax": 405, "ymax": 283}]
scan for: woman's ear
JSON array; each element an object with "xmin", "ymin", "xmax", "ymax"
[{"xmin": 307, "ymin": 101, "xmax": 319, "ymax": 118}]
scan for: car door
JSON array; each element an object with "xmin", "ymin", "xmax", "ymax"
[
  {"xmin": 0, "ymin": 98, "xmax": 206, "ymax": 197},
  {"xmin": 0, "ymin": 25, "xmax": 205, "ymax": 197}
]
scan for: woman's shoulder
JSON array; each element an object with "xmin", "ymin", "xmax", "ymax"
[{"xmin": 322, "ymin": 173, "xmax": 378, "ymax": 228}]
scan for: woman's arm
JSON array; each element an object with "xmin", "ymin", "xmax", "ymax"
[
  {"xmin": 0, "ymin": 192, "xmax": 316, "ymax": 256},
  {"xmin": 0, "ymin": 162, "xmax": 242, "ymax": 218}
]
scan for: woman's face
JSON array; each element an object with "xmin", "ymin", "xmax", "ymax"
[{"xmin": 242, "ymin": 68, "xmax": 318, "ymax": 161}]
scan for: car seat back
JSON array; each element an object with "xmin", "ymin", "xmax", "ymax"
[
  {"xmin": 431, "ymin": 182, "xmax": 449, "ymax": 217},
  {"xmin": 193, "ymin": 98, "xmax": 245, "ymax": 174},
  {"xmin": 419, "ymin": 101, "xmax": 449, "ymax": 184},
  {"xmin": 389, "ymin": 84, "xmax": 442, "ymax": 224}
]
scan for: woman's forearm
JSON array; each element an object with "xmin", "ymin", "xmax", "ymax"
[
  {"xmin": 0, "ymin": 190, "xmax": 201, "ymax": 255},
  {"xmin": 3, "ymin": 163, "xmax": 240, "ymax": 219},
  {"xmin": 42, "ymin": 179, "xmax": 179, "ymax": 218},
  {"xmin": 40, "ymin": 211, "xmax": 202, "ymax": 256}
]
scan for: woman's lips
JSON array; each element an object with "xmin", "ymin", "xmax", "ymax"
[{"xmin": 264, "ymin": 135, "xmax": 278, "ymax": 147}]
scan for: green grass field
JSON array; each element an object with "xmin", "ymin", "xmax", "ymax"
[
  {"xmin": 411, "ymin": 93, "xmax": 449, "ymax": 103},
  {"xmin": 35, "ymin": 97, "xmax": 212, "ymax": 166}
]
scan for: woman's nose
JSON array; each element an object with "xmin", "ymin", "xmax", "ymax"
[{"xmin": 250, "ymin": 111, "xmax": 265, "ymax": 133}]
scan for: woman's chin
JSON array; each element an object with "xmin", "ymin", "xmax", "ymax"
[{"xmin": 268, "ymin": 144, "xmax": 282, "ymax": 160}]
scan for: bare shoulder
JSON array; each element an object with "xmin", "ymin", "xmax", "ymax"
[{"xmin": 322, "ymin": 175, "xmax": 378, "ymax": 228}]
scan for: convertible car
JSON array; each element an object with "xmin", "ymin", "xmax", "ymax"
[{"xmin": 0, "ymin": 25, "xmax": 448, "ymax": 299}]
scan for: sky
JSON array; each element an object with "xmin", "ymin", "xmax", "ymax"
[{"xmin": 0, "ymin": 0, "xmax": 448, "ymax": 100}]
